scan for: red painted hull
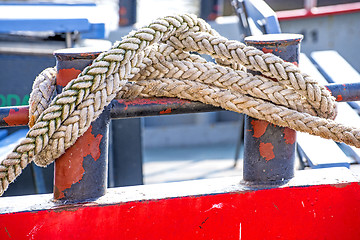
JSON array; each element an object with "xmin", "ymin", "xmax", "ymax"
[{"xmin": 1, "ymin": 181, "xmax": 360, "ymax": 240}]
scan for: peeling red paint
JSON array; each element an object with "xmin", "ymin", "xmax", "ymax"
[
  {"xmin": 259, "ymin": 142, "xmax": 275, "ymax": 161},
  {"xmin": 283, "ymin": 128, "xmax": 296, "ymax": 145},
  {"xmin": 79, "ymin": 53, "xmax": 98, "ymax": 58},
  {"xmin": 118, "ymin": 98, "xmax": 191, "ymax": 110},
  {"xmin": 262, "ymin": 47, "xmax": 273, "ymax": 53},
  {"xmin": 54, "ymin": 125, "xmax": 103, "ymax": 199},
  {"xmin": 251, "ymin": 119, "xmax": 269, "ymax": 138},
  {"xmin": 337, "ymin": 95, "xmax": 343, "ymax": 101},
  {"xmin": 57, "ymin": 68, "xmax": 82, "ymax": 87},
  {"xmin": 160, "ymin": 108, "xmax": 172, "ymax": 114},
  {"xmin": 3, "ymin": 107, "xmax": 29, "ymax": 126}
]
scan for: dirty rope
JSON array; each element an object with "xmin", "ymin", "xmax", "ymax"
[{"xmin": 1, "ymin": 14, "xmax": 359, "ymax": 196}]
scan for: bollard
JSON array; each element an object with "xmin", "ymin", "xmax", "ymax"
[
  {"xmin": 243, "ymin": 34, "xmax": 303, "ymax": 185},
  {"xmin": 53, "ymin": 47, "xmax": 110, "ymax": 202}
]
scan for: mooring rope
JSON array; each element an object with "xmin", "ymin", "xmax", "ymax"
[{"xmin": 1, "ymin": 14, "xmax": 358, "ymax": 196}]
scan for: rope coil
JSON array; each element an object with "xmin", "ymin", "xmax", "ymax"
[{"xmin": 0, "ymin": 14, "xmax": 357, "ymax": 196}]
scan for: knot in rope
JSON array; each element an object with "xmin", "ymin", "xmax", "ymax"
[{"xmin": 1, "ymin": 14, "xmax": 359, "ymax": 196}]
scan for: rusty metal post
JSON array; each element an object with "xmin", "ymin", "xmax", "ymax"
[
  {"xmin": 118, "ymin": 0, "xmax": 136, "ymax": 26},
  {"xmin": 53, "ymin": 47, "xmax": 110, "ymax": 202},
  {"xmin": 243, "ymin": 34, "xmax": 303, "ymax": 185}
]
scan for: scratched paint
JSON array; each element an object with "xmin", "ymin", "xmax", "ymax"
[
  {"xmin": 160, "ymin": 108, "xmax": 172, "ymax": 114},
  {"xmin": 259, "ymin": 142, "xmax": 275, "ymax": 161},
  {"xmin": 27, "ymin": 223, "xmax": 44, "ymax": 240},
  {"xmin": 4, "ymin": 227, "xmax": 10, "ymax": 238},
  {"xmin": 3, "ymin": 107, "xmax": 29, "ymax": 126},
  {"xmin": 54, "ymin": 125, "xmax": 103, "ymax": 199},
  {"xmin": 56, "ymin": 68, "xmax": 82, "ymax": 87}
]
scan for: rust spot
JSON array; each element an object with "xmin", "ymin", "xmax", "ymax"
[
  {"xmin": 79, "ymin": 53, "xmax": 98, "ymax": 58},
  {"xmin": 262, "ymin": 47, "xmax": 273, "ymax": 53},
  {"xmin": 337, "ymin": 95, "xmax": 343, "ymax": 101},
  {"xmin": 57, "ymin": 68, "xmax": 82, "ymax": 87},
  {"xmin": 3, "ymin": 107, "xmax": 29, "ymax": 126},
  {"xmin": 54, "ymin": 125, "xmax": 103, "ymax": 199},
  {"xmin": 119, "ymin": 18, "xmax": 129, "ymax": 26},
  {"xmin": 119, "ymin": 6, "xmax": 127, "ymax": 15},
  {"xmin": 251, "ymin": 119, "xmax": 269, "ymax": 138},
  {"xmin": 259, "ymin": 142, "xmax": 275, "ymax": 161},
  {"xmin": 283, "ymin": 127, "xmax": 296, "ymax": 145},
  {"xmin": 160, "ymin": 108, "xmax": 172, "ymax": 114}
]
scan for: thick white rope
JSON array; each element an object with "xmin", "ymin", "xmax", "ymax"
[{"xmin": 1, "ymin": 14, "xmax": 356, "ymax": 196}]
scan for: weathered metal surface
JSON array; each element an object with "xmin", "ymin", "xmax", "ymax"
[
  {"xmin": 243, "ymin": 34, "xmax": 302, "ymax": 185},
  {"xmin": 1, "ymin": 167, "xmax": 359, "ymax": 240},
  {"xmin": 326, "ymin": 83, "xmax": 360, "ymax": 102},
  {"xmin": 0, "ymin": 99, "xmax": 221, "ymax": 127},
  {"xmin": 53, "ymin": 48, "xmax": 110, "ymax": 202},
  {"xmin": 0, "ymin": 106, "xmax": 29, "ymax": 127},
  {"xmin": 111, "ymin": 98, "xmax": 220, "ymax": 119},
  {"xmin": 2, "ymin": 83, "xmax": 360, "ymax": 127}
]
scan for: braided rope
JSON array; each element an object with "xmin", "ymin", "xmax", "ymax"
[
  {"xmin": 165, "ymin": 31, "xmax": 336, "ymax": 119},
  {"xmin": 130, "ymin": 44, "xmax": 317, "ymax": 116},
  {"xmin": 118, "ymin": 79, "xmax": 359, "ymax": 146},
  {"xmin": 0, "ymin": 14, "xmax": 355, "ymax": 197},
  {"xmin": 28, "ymin": 67, "xmax": 57, "ymax": 128}
]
